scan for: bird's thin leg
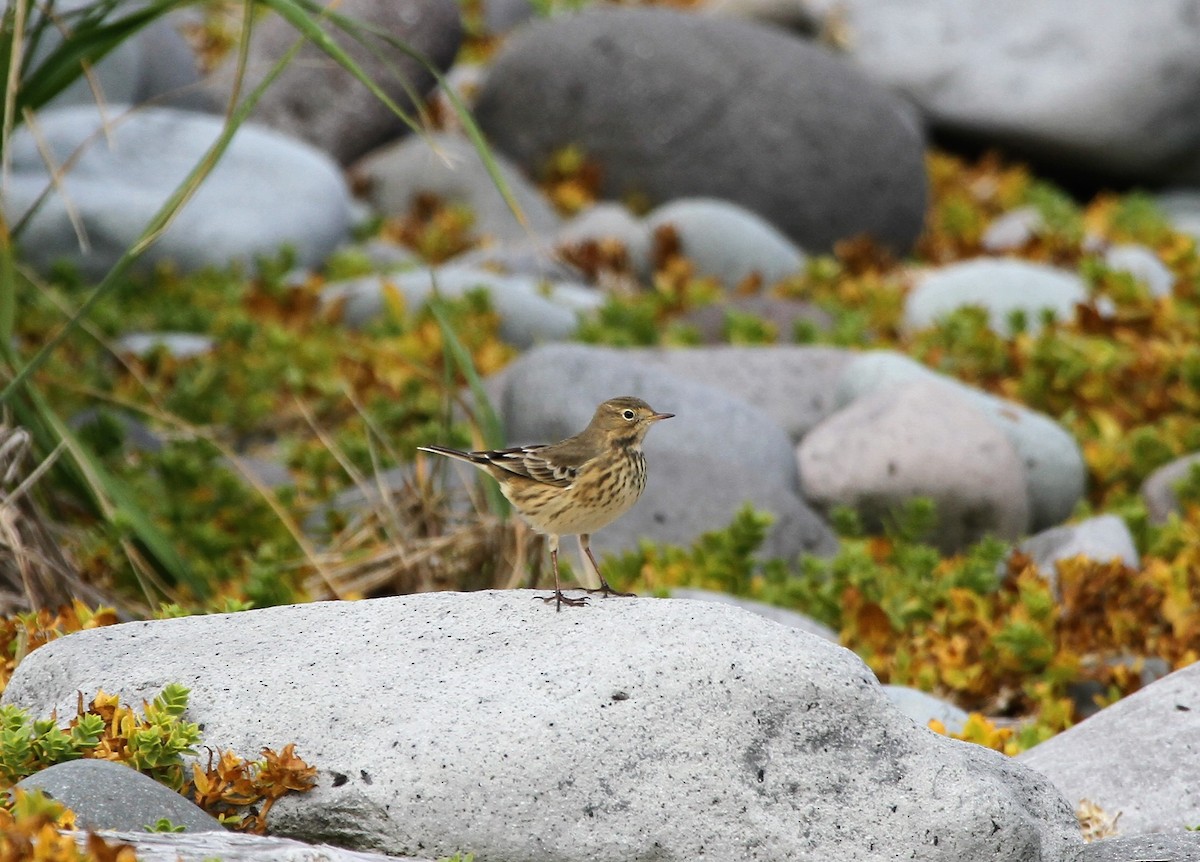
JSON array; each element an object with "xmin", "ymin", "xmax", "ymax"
[
  {"xmin": 580, "ymin": 534, "xmax": 636, "ymax": 598},
  {"xmin": 537, "ymin": 534, "xmax": 587, "ymax": 611}
]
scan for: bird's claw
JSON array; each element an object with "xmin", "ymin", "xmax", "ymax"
[
  {"xmin": 535, "ymin": 591, "xmax": 589, "ymax": 611},
  {"xmin": 584, "ymin": 585, "xmax": 637, "ymax": 598}
]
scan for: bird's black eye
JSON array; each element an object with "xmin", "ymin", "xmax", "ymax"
[{"xmin": 622, "ymin": 409, "xmax": 636, "ymax": 420}]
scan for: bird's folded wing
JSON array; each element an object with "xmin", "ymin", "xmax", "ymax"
[{"xmin": 488, "ymin": 445, "xmax": 578, "ymax": 487}]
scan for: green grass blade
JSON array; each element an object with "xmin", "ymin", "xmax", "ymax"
[
  {"xmin": 256, "ymin": 0, "xmax": 421, "ymax": 129},
  {"xmin": 426, "ymin": 296, "xmax": 509, "ymax": 517},
  {"xmin": 11, "ymin": 0, "xmax": 181, "ymax": 115},
  {"xmin": 1, "ymin": 9, "xmax": 303, "ymax": 405},
  {"xmin": 257, "ymin": 0, "xmax": 531, "ymax": 234},
  {"xmin": 0, "ymin": 1, "xmax": 307, "ymax": 596}
]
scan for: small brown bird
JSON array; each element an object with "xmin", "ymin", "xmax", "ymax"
[{"xmin": 418, "ymin": 396, "xmax": 673, "ymax": 610}]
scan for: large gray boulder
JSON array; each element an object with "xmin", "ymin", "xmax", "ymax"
[
  {"xmin": 819, "ymin": 0, "xmax": 1200, "ymax": 182},
  {"xmin": 5, "ymin": 105, "xmax": 352, "ymax": 279},
  {"xmin": 474, "ymin": 7, "xmax": 927, "ymax": 253},
  {"xmin": 3, "ymin": 593, "xmax": 1083, "ymax": 861}
]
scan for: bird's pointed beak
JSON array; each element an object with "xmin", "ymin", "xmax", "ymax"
[{"xmin": 650, "ymin": 412, "xmax": 675, "ymax": 422}]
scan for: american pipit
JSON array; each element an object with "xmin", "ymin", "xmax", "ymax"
[{"xmin": 418, "ymin": 396, "xmax": 673, "ymax": 610}]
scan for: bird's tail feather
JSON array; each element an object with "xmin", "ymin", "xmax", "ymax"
[{"xmin": 417, "ymin": 445, "xmax": 487, "ymax": 466}]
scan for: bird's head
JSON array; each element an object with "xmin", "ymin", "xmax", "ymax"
[{"xmin": 588, "ymin": 396, "xmax": 674, "ymax": 443}]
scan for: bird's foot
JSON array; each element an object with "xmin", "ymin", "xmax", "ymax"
[
  {"xmin": 536, "ymin": 591, "xmax": 589, "ymax": 611},
  {"xmin": 584, "ymin": 583, "xmax": 637, "ymax": 598}
]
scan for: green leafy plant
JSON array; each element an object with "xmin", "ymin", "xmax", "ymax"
[
  {"xmin": 0, "ymin": 683, "xmax": 316, "ymax": 834},
  {"xmin": 144, "ymin": 817, "xmax": 186, "ymax": 833},
  {"xmin": 1, "ymin": 0, "xmax": 528, "ymax": 610}
]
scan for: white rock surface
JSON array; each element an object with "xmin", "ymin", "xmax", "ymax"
[
  {"xmin": 668, "ymin": 588, "xmax": 839, "ymax": 641},
  {"xmin": 4, "ymin": 593, "xmax": 1082, "ymax": 862},
  {"xmin": 76, "ymin": 832, "xmax": 430, "ymax": 862},
  {"xmin": 1020, "ymin": 659, "xmax": 1200, "ymax": 835}
]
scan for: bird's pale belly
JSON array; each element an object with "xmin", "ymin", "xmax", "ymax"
[{"xmin": 503, "ymin": 454, "xmax": 646, "ymax": 537}]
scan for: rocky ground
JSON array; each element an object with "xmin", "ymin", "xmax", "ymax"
[{"xmin": 5, "ymin": 0, "xmax": 1200, "ymax": 860}]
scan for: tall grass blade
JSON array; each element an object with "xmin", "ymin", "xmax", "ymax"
[
  {"xmin": 0, "ymin": 0, "xmax": 307, "ymax": 595},
  {"xmin": 426, "ymin": 296, "xmax": 509, "ymax": 517}
]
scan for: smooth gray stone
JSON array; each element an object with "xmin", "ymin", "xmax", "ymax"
[
  {"xmin": 481, "ymin": 0, "xmax": 536, "ymax": 33},
  {"xmin": 15, "ymin": 760, "xmax": 223, "ymax": 833},
  {"xmin": 1017, "ymin": 515, "xmax": 1140, "ymax": 590},
  {"xmin": 982, "ymin": 207, "xmax": 1044, "ymax": 252},
  {"xmin": 116, "ymin": 332, "xmax": 215, "ymax": 360},
  {"xmin": 676, "ymin": 295, "xmax": 833, "ymax": 345},
  {"xmin": 821, "ymin": 0, "xmax": 1200, "ymax": 182},
  {"xmin": 555, "ymin": 202, "xmax": 652, "ymax": 267},
  {"xmin": 27, "ymin": 0, "xmax": 142, "ymax": 109},
  {"xmin": 1141, "ymin": 452, "xmax": 1200, "ymax": 525},
  {"xmin": 800, "ymin": 379, "xmax": 1031, "ymax": 553},
  {"xmin": 475, "ymin": 7, "xmax": 928, "ymax": 253},
  {"xmin": 4, "ymin": 593, "xmax": 1083, "ymax": 861},
  {"xmin": 1104, "ymin": 244, "xmax": 1175, "ymax": 298},
  {"xmin": 352, "ymin": 132, "xmax": 562, "ymax": 244},
  {"xmin": 1020, "ymin": 660, "xmax": 1200, "ymax": 835},
  {"xmin": 1156, "ymin": 190, "xmax": 1200, "ymax": 240},
  {"xmin": 6, "ymin": 104, "xmax": 352, "ymax": 279},
  {"xmin": 882, "ymin": 685, "xmax": 970, "ymax": 736},
  {"xmin": 451, "ymin": 243, "xmax": 586, "ymax": 282},
  {"xmin": 904, "ymin": 259, "xmax": 1088, "ymax": 337},
  {"xmin": 838, "ymin": 351, "xmax": 1086, "ymax": 531},
  {"xmin": 196, "ymin": 0, "xmax": 462, "ymax": 165},
  {"xmin": 642, "ymin": 197, "xmax": 807, "ymax": 287}
]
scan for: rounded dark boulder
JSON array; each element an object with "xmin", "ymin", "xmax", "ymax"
[{"xmin": 474, "ymin": 7, "xmax": 928, "ymax": 253}]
